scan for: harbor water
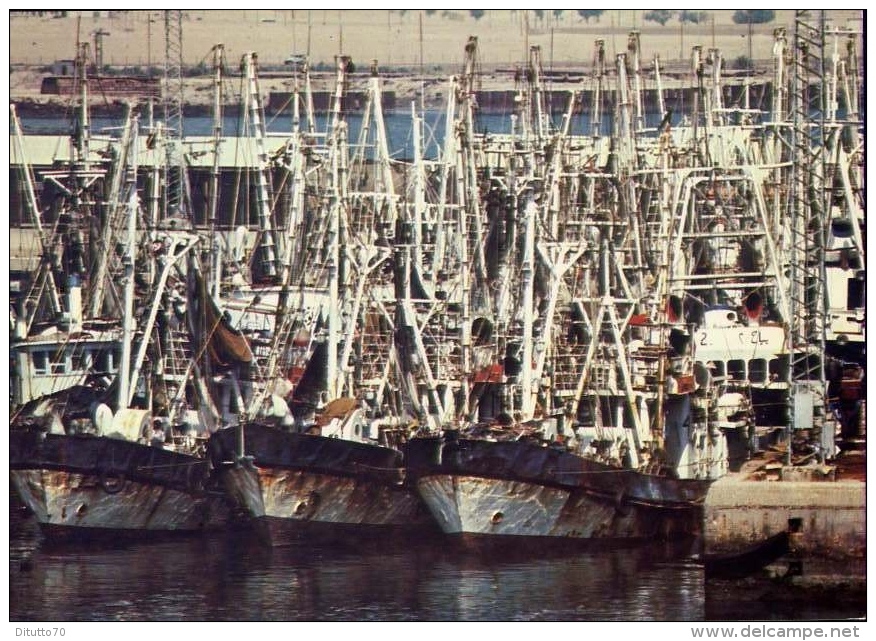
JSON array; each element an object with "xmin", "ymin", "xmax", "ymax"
[
  {"xmin": 9, "ymin": 494, "xmax": 863, "ymax": 622},
  {"xmin": 18, "ymin": 110, "xmax": 650, "ymax": 160}
]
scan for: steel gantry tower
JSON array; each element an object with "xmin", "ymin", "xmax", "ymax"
[
  {"xmin": 163, "ymin": 9, "xmax": 186, "ymax": 218},
  {"xmin": 786, "ymin": 9, "xmax": 833, "ymax": 460}
]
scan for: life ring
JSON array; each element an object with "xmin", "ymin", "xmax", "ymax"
[{"xmin": 99, "ymin": 468, "xmax": 127, "ymax": 494}]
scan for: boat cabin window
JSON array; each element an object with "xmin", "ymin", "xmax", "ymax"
[
  {"xmin": 727, "ymin": 359, "xmax": 746, "ymax": 381},
  {"xmin": 848, "ymin": 277, "xmax": 864, "ymax": 310},
  {"xmin": 94, "ymin": 350, "xmax": 110, "ymax": 372},
  {"xmin": 50, "ymin": 347, "xmax": 68, "ymax": 374},
  {"xmin": 768, "ymin": 356, "xmax": 789, "ymax": 382},
  {"xmin": 70, "ymin": 349, "xmax": 89, "ymax": 372},
  {"xmin": 93, "ymin": 349, "xmax": 120, "ymax": 374},
  {"xmin": 32, "ymin": 350, "xmax": 49, "ymax": 375},
  {"xmin": 748, "ymin": 358, "xmax": 767, "ymax": 384}
]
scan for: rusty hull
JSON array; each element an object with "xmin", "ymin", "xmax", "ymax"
[
  {"xmin": 406, "ymin": 436, "xmax": 707, "ymax": 541},
  {"xmin": 9, "ymin": 430, "xmax": 230, "ymax": 535},
  {"xmin": 218, "ymin": 464, "xmax": 435, "ymax": 543},
  {"xmin": 417, "ymin": 474, "xmax": 700, "ymax": 540},
  {"xmin": 10, "ymin": 469, "xmax": 229, "ymax": 533},
  {"xmin": 210, "ymin": 424, "xmax": 438, "ymax": 542}
]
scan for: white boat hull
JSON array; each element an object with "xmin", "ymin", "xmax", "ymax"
[
  {"xmin": 416, "ymin": 474, "xmax": 699, "ymax": 540},
  {"xmin": 220, "ymin": 462, "xmax": 433, "ymax": 542},
  {"xmin": 11, "ymin": 469, "xmax": 229, "ymax": 535}
]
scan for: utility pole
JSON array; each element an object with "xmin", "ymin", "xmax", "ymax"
[{"xmin": 748, "ymin": 15, "xmax": 754, "ymax": 74}]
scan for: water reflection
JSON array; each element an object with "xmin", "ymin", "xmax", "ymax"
[
  {"xmin": 11, "ymin": 494, "xmax": 706, "ymax": 621},
  {"xmin": 13, "ymin": 490, "xmax": 863, "ymax": 622}
]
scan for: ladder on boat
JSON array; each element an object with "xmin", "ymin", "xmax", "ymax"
[{"xmin": 163, "ymin": 329, "xmax": 194, "ymax": 384}]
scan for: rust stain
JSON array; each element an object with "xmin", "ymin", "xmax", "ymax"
[
  {"xmin": 418, "ymin": 474, "xmax": 701, "ymax": 540},
  {"xmin": 11, "ymin": 469, "xmax": 229, "ymax": 532}
]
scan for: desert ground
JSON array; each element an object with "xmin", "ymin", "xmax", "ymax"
[{"xmin": 8, "ymin": 9, "xmax": 864, "ymax": 108}]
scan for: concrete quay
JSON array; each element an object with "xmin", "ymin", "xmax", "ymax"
[{"xmin": 703, "ymin": 472, "xmax": 865, "ymax": 560}]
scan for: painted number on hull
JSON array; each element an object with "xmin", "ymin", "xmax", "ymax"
[{"xmin": 698, "ymin": 329, "xmax": 770, "ymax": 348}]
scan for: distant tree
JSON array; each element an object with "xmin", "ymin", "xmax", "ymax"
[
  {"xmin": 732, "ymin": 55, "xmax": 753, "ymax": 70},
  {"xmin": 732, "ymin": 9, "xmax": 775, "ymax": 24},
  {"xmin": 534, "ymin": 9, "xmax": 545, "ymax": 22},
  {"xmin": 644, "ymin": 10, "xmax": 674, "ymax": 26},
  {"xmin": 678, "ymin": 10, "xmax": 708, "ymax": 24},
  {"xmin": 425, "ymin": 10, "xmax": 437, "ymax": 17},
  {"xmin": 553, "ymin": 9, "xmax": 564, "ymax": 21},
  {"xmin": 577, "ymin": 10, "xmax": 604, "ymax": 23},
  {"xmin": 469, "ymin": 9, "xmax": 485, "ymax": 21}
]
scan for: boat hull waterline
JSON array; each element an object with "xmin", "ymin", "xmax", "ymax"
[
  {"xmin": 407, "ymin": 437, "xmax": 708, "ymax": 541},
  {"xmin": 210, "ymin": 425, "xmax": 437, "ymax": 543},
  {"xmin": 10, "ymin": 431, "xmax": 230, "ymax": 535}
]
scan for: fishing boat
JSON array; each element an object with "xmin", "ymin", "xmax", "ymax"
[
  {"xmin": 207, "ymin": 54, "xmax": 437, "ymax": 543},
  {"xmin": 8, "ymin": 58, "xmax": 229, "ymax": 537},
  {"xmin": 401, "ymin": 43, "xmax": 749, "ymax": 543}
]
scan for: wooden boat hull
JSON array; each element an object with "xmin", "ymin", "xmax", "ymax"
[
  {"xmin": 9, "ymin": 431, "xmax": 230, "ymax": 535},
  {"xmin": 703, "ymin": 531, "xmax": 791, "ymax": 579}
]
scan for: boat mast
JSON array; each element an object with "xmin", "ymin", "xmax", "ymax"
[
  {"xmin": 243, "ymin": 51, "xmax": 281, "ymax": 282},
  {"xmin": 325, "ymin": 55, "xmax": 351, "ymax": 402},
  {"xmin": 116, "ymin": 118, "xmax": 139, "ymax": 411},
  {"xmin": 411, "ymin": 101, "xmax": 427, "ymax": 282},
  {"xmin": 591, "ymin": 39, "xmax": 605, "ymax": 139},
  {"xmin": 519, "ymin": 194, "xmax": 537, "ymax": 420},
  {"xmin": 147, "ymin": 122, "xmax": 162, "ymax": 234},
  {"xmin": 88, "ymin": 103, "xmax": 135, "ymax": 318},
  {"xmin": 654, "ymin": 54, "xmax": 666, "ymax": 120},
  {"xmin": 529, "ymin": 45, "xmax": 546, "ymax": 141},
  {"xmin": 432, "ymin": 75, "xmax": 457, "ymax": 273},
  {"xmin": 10, "ymin": 105, "xmax": 63, "ymax": 329},
  {"xmin": 209, "ymin": 43, "xmax": 225, "ymax": 299},
  {"xmin": 76, "ymin": 40, "xmax": 91, "ymax": 170},
  {"xmin": 628, "ymin": 31, "xmax": 646, "ymax": 133}
]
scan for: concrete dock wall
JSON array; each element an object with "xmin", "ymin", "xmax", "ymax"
[{"xmin": 703, "ymin": 478, "xmax": 865, "ymax": 559}]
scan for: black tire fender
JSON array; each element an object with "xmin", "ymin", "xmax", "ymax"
[
  {"xmin": 99, "ymin": 468, "xmax": 126, "ymax": 494},
  {"xmin": 614, "ymin": 487, "xmax": 631, "ymax": 517}
]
